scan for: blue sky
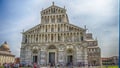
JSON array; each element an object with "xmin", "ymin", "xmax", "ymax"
[{"xmin": 0, "ymin": 0, "xmax": 119, "ymax": 57}]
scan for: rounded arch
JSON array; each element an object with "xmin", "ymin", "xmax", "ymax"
[
  {"xmin": 31, "ymin": 45, "xmax": 40, "ymax": 54},
  {"xmin": 66, "ymin": 48, "xmax": 74, "ymax": 54},
  {"xmin": 66, "ymin": 48, "xmax": 75, "ymax": 65}
]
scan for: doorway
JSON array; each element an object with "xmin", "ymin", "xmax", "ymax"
[
  {"xmin": 67, "ymin": 55, "xmax": 73, "ymax": 65},
  {"xmin": 49, "ymin": 52, "xmax": 55, "ymax": 66},
  {"xmin": 33, "ymin": 56, "xmax": 38, "ymax": 63}
]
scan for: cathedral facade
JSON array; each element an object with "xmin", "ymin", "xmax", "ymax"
[{"xmin": 20, "ymin": 2, "xmax": 101, "ymax": 66}]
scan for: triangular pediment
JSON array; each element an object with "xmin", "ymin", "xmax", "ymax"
[
  {"xmin": 23, "ymin": 24, "xmax": 41, "ymax": 34},
  {"xmin": 67, "ymin": 24, "xmax": 85, "ymax": 32},
  {"xmin": 41, "ymin": 4, "xmax": 66, "ymax": 14},
  {"xmin": 23, "ymin": 23, "xmax": 85, "ymax": 34}
]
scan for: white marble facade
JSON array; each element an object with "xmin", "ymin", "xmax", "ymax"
[{"xmin": 20, "ymin": 2, "xmax": 101, "ymax": 66}]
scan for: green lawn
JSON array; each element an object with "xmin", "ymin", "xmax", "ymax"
[
  {"xmin": 101, "ymin": 65, "xmax": 118, "ymax": 68},
  {"xmin": 0, "ymin": 66, "xmax": 3, "ymax": 68}
]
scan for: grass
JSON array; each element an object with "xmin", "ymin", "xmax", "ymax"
[
  {"xmin": 101, "ymin": 65, "xmax": 118, "ymax": 68},
  {"xmin": 0, "ymin": 66, "xmax": 3, "ymax": 68}
]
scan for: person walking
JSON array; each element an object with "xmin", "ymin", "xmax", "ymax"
[
  {"xmin": 55, "ymin": 64, "xmax": 57, "ymax": 68},
  {"xmin": 37, "ymin": 63, "xmax": 40, "ymax": 68},
  {"xmin": 5, "ymin": 63, "xmax": 7, "ymax": 68},
  {"xmin": 33, "ymin": 63, "xmax": 37, "ymax": 68}
]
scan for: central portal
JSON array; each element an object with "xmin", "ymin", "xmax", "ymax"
[
  {"xmin": 67, "ymin": 55, "xmax": 73, "ymax": 65},
  {"xmin": 49, "ymin": 52, "xmax": 55, "ymax": 66},
  {"xmin": 33, "ymin": 56, "xmax": 38, "ymax": 63}
]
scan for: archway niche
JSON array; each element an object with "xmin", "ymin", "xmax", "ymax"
[
  {"xmin": 32, "ymin": 46, "xmax": 39, "ymax": 63},
  {"xmin": 47, "ymin": 45, "xmax": 57, "ymax": 66},
  {"xmin": 66, "ymin": 48, "xmax": 74, "ymax": 65}
]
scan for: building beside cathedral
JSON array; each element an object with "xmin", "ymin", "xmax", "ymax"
[
  {"xmin": 0, "ymin": 42, "xmax": 15, "ymax": 65},
  {"xmin": 20, "ymin": 2, "xmax": 101, "ymax": 66}
]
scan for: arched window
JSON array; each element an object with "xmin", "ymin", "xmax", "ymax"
[
  {"xmin": 58, "ymin": 27, "xmax": 60, "ymax": 32},
  {"xmin": 46, "ymin": 17, "xmax": 49, "ymax": 23},
  {"xmin": 56, "ymin": 9, "xmax": 58, "ymax": 13},
  {"xmin": 53, "ymin": 8, "xmax": 55, "ymax": 13},
  {"xmin": 25, "ymin": 35, "xmax": 27, "ymax": 43},
  {"xmin": 46, "ymin": 11, "xmax": 48, "ymax": 14},
  {"xmin": 58, "ymin": 18, "xmax": 62, "ymax": 23},
  {"xmin": 51, "ymin": 34, "xmax": 53, "ymax": 41},
  {"xmin": 51, "ymin": 8, "xmax": 55, "ymax": 13},
  {"xmin": 61, "ymin": 10, "xmax": 64, "ymax": 13},
  {"xmin": 45, "ymin": 17, "xmax": 49, "ymax": 23},
  {"xmin": 25, "ymin": 38, "xmax": 27, "ymax": 43},
  {"xmin": 81, "ymin": 36, "xmax": 83, "ymax": 41},
  {"xmin": 46, "ymin": 28, "xmax": 47, "ymax": 32},
  {"xmin": 49, "ymin": 9, "xmax": 50, "ymax": 13},
  {"xmin": 58, "ymin": 9, "xmax": 60, "ymax": 13},
  {"xmin": 58, "ymin": 35, "xmax": 61, "ymax": 41},
  {"xmin": 51, "ymin": 18, "xmax": 55, "ymax": 23},
  {"xmin": 45, "ymin": 35, "xmax": 47, "ymax": 41},
  {"xmin": 51, "ymin": 27, "xmax": 54, "ymax": 32},
  {"xmin": 69, "ymin": 27, "xmax": 72, "ymax": 31},
  {"xmin": 36, "ymin": 37, "xmax": 38, "ymax": 42}
]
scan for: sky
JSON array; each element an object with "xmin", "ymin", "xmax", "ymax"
[{"xmin": 0, "ymin": 0, "xmax": 119, "ymax": 57}]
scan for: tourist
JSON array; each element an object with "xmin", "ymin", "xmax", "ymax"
[
  {"xmin": 55, "ymin": 64, "xmax": 57, "ymax": 68},
  {"xmin": 10, "ymin": 63, "xmax": 14, "ymax": 68},
  {"xmin": 7, "ymin": 63, "xmax": 10, "ymax": 68},
  {"xmin": 33, "ymin": 63, "xmax": 37, "ymax": 68},
  {"xmin": 5, "ymin": 63, "xmax": 7, "ymax": 68},
  {"xmin": 16, "ymin": 63, "xmax": 20, "ymax": 68},
  {"xmin": 37, "ymin": 63, "xmax": 40, "ymax": 68},
  {"xmin": 47, "ymin": 63, "xmax": 50, "ymax": 68}
]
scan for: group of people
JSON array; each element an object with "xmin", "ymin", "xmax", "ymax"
[
  {"xmin": 2, "ymin": 62, "xmax": 37, "ymax": 68},
  {"xmin": 3, "ymin": 63, "xmax": 19, "ymax": 68},
  {"xmin": 33, "ymin": 63, "xmax": 40, "ymax": 68},
  {"xmin": 32, "ymin": 63, "xmax": 62, "ymax": 68}
]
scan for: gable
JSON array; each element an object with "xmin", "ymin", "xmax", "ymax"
[
  {"xmin": 67, "ymin": 24, "xmax": 86, "ymax": 32},
  {"xmin": 23, "ymin": 24, "xmax": 42, "ymax": 34},
  {"xmin": 41, "ymin": 5, "xmax": 66, "ymax": 15},
  {"xmin": 23, "ymin": 23, "xmax": 85, "ymax": 35}
]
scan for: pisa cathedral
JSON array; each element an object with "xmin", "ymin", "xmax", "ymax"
[{"xmin": 20, "ymin": 2, "xmax": 101, "ymax": 66}]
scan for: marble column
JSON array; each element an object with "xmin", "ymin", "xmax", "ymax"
[
  {"xmin": 58, "ymin": 47, "xmax": 65, "ymax": 64},
  {"xmin": 84, "ymin": 47, "xmax": 88, "ymax": 68}
]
